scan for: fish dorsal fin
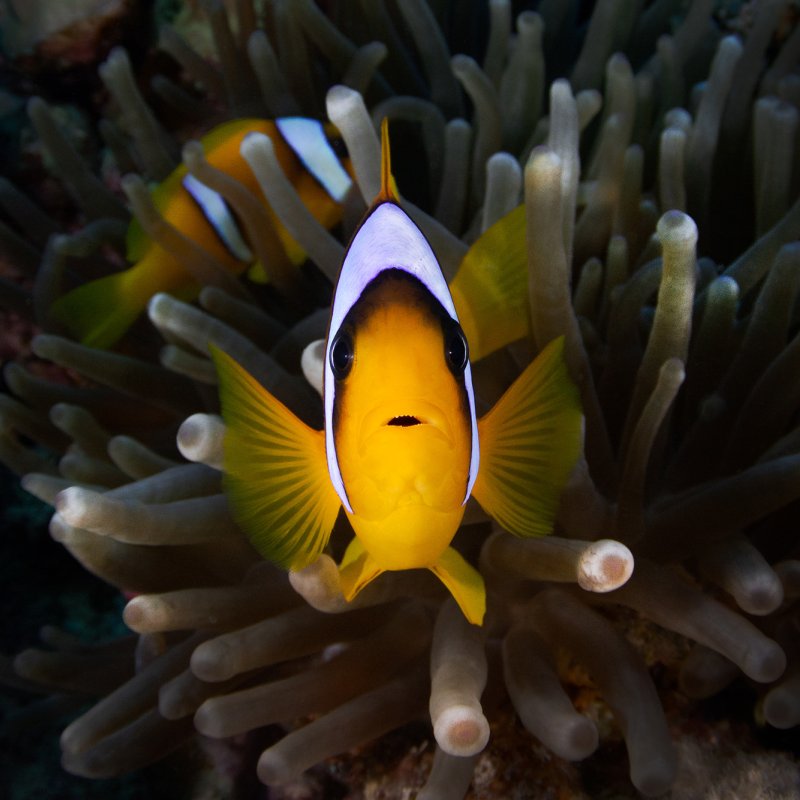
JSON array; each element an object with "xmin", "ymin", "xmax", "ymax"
[
  {"xmin": 377, "ymin": 117, "xmax": 399, "ymax": 203},
  {"xmin": 472, "ymin": 337, "xmax": 583, "ymax": 538},
  {"xmin": 211, "ymin": 345, "xmax": 341, "ymax": 569},
  {"xmin": 448, "ymin": 205, "xmax": 530, "ymax": 363}
]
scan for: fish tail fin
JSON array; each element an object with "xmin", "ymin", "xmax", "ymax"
[
  {"xmin": 472, "ymin": 336, "xmax": 583, "ymax": 538},
  {"xmin": 51, "ymin": 270, "xmax": 142, "ymax": 349},
  {"xmin": 210, "ymin": 344, "xmax": 341, "ymax": 570},
  {"xmin": 449, "ymin": 205, "xmax": 530, "ymax": 362},
  {"xmin": 51, "ymin": 255, "xmax": 168, "ymax": 349},
  {"xmin": 430, "ymin": 547, "xmax": 486, "ymax": 625}
]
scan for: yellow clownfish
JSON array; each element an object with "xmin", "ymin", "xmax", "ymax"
[
  {"xmin": 52, "ymin": 117, "xmax": 353, "ymax": 349},
  {"xmin": 212, "ymin": 121, "xmax": 583, "ymax": 625}
]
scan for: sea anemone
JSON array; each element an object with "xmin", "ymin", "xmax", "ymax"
[{"xmin": 1, "ymin": 0, "xmax": 800, "ymax": 797}]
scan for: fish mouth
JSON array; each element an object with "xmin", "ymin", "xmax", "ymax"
[
  {"xmin": 359, "ymin": 402, "xmax": 452, "ymax": 446},
  {"xmin": 386, "ymin": 414, "xmax": 423, "ymax": 427}
]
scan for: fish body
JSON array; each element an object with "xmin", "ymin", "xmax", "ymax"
[
  {"xmin": 52, "ymin": 117, "xmax": 352, "ymax": 348},
  {"xmin": 327, "ymin": 232, "xmax": 476, "ymax": 575},
  {"xmin": 213, "ymin": 121, "xmax": 583, "ymax": 625}
]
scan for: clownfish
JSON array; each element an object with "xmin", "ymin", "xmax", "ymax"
[
  {"xmin": 52, "ymin": 117, "xmax": 353, "ymax": 349},
  {"xmin": 211, "ymin": 121, "xmax": 583, "ymax": 625}
]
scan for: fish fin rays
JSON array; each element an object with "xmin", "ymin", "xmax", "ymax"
[
  {"xmin": 472, "ymin": 336, "xmax": 583, "ymax": 539},
  {"xmin": 430, "ymin": 547, "xmax": 486, "ymax": 625},
  {"xmin": 338, "ymin": 538, "xmax": 384, "ymax": 600},
  {"xmin": 449, "ymin": 205, "xmax": 530, "ymax": 362},
  {"xmin": 211, "ymin": 345, "xmax": 341, "ymax": 569}
]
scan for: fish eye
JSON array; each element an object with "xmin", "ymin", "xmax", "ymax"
[
  {"xmin": 444, "ymin": 321, "xmax": 469, "ymax": 375},
  {"xmin": 329, "ymin": 329, "xmax": 354, "ymax": 379}
]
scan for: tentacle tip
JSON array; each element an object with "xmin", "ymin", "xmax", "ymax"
[
  {"xmin": 147, "ymin": 292, "xmax": 173, "ymax": 324},
  {"xmin": 49, "ymin": 512, "xmax": 69, "ymax": 542},
  {"xmin": 433, "ymin": 706, "xmax": 490, "ymax": 757},
  {"xmin": 177, "ymin": 414, "xmax": 206, "ymax": 457},
  {"xmin": 54, "ymin": 486, "xmax": 87, "ymax": 521},
  {"xmin": 656, "ymin": 209, "xmax": 698, "ymax": 244},
  {"xmin": 325, "ymin": 84, "xmax": 362, "ymax": 116},
  {"xmin": 257, "ymin": 749, "xmax": 292, "ymax": 787},
  {"xmin": 631, "ymin": 759, "xmax": 679, "ymax": 799},
  {"xmin": 763, "ymin": 690, "xmax": 800, "ymax": 729},
  {"xmin": 300, "ymin": 339, "xmax": 325, "ymax": 395},
  {"xmin": 59, "ymin": 722, "xmax": 85, "ymax": 757},
  {"xmin": 738, "ymin": 583, "xmax": 784, "ymax": 616},
  {"xmin": 578, "ymin": 540, "xmax": 634, "ymax": 592},
  {"xmin": 190, "ymin": 641, "xmax": 230, "ymax": 683},
  {"xmin": 288, "ymin": 554, "xmax": 349, "ymax": 612},
  {"xmin": 29, "ymin": 333, "xmax": 54, "ymax": 359},
  {"xmin": 240, "ymin": 130, "xmax": 271, "ymax": 162},
  {"xmin": 194, "ymin": 700, "xmax": 223, "ymax": 738},
  {"xmin": 122, "ymin": 596, "xmax": 147, "ymax": 632},
  {"xmin": 564, "ymin": 718, "xmax": 599, "ymax": 760},
  {"xmin": 743, "ymin": 642, "xmax": 787, "ymax": 684}
]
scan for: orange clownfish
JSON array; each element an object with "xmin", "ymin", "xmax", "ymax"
[
  {"xmin": 212, "ymin": 121, "xmax": 583, "ymax": 625},
  {"xmin": 52, "ymin": 117, "xmax": 352, "ymax": 349}
]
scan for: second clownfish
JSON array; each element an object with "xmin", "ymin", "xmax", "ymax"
[
  {"xmin": 52, "ymin": 117, "xmax": 353, "ymax": 349},
  {"xmin": 212, "ymin": 120, "xmax": 583, "ymax": 625}
]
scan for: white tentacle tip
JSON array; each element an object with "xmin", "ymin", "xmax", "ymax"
[
  {"xmin": 300, "ymin": 339, "xmax": 325, "ymax": 396},
  {"xmin": 656, "ymin": 209, "xmax": 698, "ymax": 246},
  {"xmin": 578, "ymin": 539, "xmax": 634, "ymax": 592},
  {"xmin": 54, "ymin": 486, "xmax": 92, "ymax": 527},
  {"xmin": 433, "ymin": 706, "xmax": 490, "ymax": 757},
  {"xmin": 289, "ymin": 555, "xmax": 349, "ymax": 613},
  {"xmin": 240, "ymin": 130, "xmax": 272, "ymax": 163},
  {"xmin": 177, "ymin": 413, "xmax": 225, "ymax": 469},
  {"xmin": 147, "ymin": 292, "xmax": 174, "ymax": 325},
  {"xmin": 325, "ymin": 83, "xmax": 362, "ymax": 112}
]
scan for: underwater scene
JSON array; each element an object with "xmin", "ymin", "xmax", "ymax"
[{"xmin": 1, "ymin": 0, "xmax": 799, "ymax": 797}]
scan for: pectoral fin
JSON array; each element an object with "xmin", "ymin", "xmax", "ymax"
[
  {"xmin": 211, "ymin": 345, "xmax": 341, "ymax": 570},
  {"xmin": 449, "ymin": 205, "xmax": 530, "ymax": 362},
  {"xmin": 472, "ymin": 336, "xmax": 583, "ymax": 539},
  {"xmin": 430, "ymin": 547, "xmax": 486, "ymax": 626},
  {"xmin": 338, "ymin": 538, "xmax": 384, "ymax": 601}
]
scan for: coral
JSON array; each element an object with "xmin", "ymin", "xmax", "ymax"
[{"xmin": 1, "ymin": 0, "xmax": 800, "ymax": 797}]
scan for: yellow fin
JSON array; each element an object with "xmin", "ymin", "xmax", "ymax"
[
  {"xmin": 211, "ymin": 345, "xmax": 341, "ymax": 569},
  {"xmin": 449, "ymin": 205, "xmax": 530, "ymax": 362},
  {"xmin": 50, "ymin": 260, "xmax": 174, "ymax": 349},
  {"xmin": 472, "ymin": 336, "xmax": 583, "ymax": 538},
  {"xmin": 246, "ymin": 260, "xmax": 268, "ymax": 283},
  {"xmin": 338, "ymin": 538, "xmax": 384, "ymax": 601},
  {"xmin": 430, "ymin": 547, "xmax": 486, "ymax": 625}
]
